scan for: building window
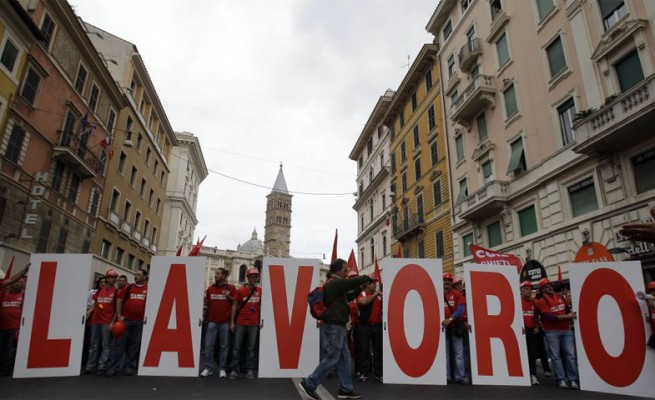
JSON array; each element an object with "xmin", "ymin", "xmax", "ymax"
[
  {"xmin": 110, "ymin": 189, "xmax": 120, "ymax": 212},
  {"xmin": 447, "ymin": 54, "xmax": 456, "ymax": 77},
  {"xmin": 413, "ymin": 125, "xmax": 420, "ymax": 147},
  {"xmin": 518, "ymin": 205, "xmax": 538, "ymax": 236},
  {"xmin": 74, "ymin": 64, "xmax": 88, "ymax": 94},
  {"xmin": 433, "ymin": 180, "xmax": 442, "ymax": 205},
  {"xmin": 127, "ymin": 254, "xmax": 135, "ymax": 270},
  {"xmin": 135, "ymin": 211, "xmax": 142, "ymax": 231},
  {"xmin": 503, "ymin": 83, "xmax": 518, "ymax": 118},
  {"xmin": 370, "ymin": 238, "xmax": 375, "ymax": 264},
  {"xmin": 536, "ymin": 0, "xmax": 555, "ymax": 21},
  {"xmin": 56, "ymin": 228, "xmax": 68, "ymax": 253},
  {"xmin": 156, "ymin": 198, "xmax": 161, "ymax": 214},
  {"xmin": 558, "ymin": 98, "xmax": 576, "ymax": 146},
  {"xmin": 455, "ymin": 134, "xmax": 464, "ymax": 162},
  {"xmin": 415, "ymin": 158, "xmax": 422, "ymax": 180},
  {"xmin": 430, "ymin": 141, "xmax": 438, "ymax": 166},
  {"xmin": 382, "ymin": 235, "xmax": 387, "ymax": 255},
  {"xmin": 631, "ymin": 147, "xmax": 655, "ymax": 194},
  {"xmin": 358, "ymin": 156, "xmax": 363, "ymax": 169},
  {"xmin": 67, "ymin": 174, "xmax": 80, "ymax": 202},
  {"xmin": 417, "ymin": 195, "xmax": 424, "ymax": 222},
  {"xmin": 4, "ymin": 124, "xmax": 25, "ymax": 164},
  {"xmin": 443, "ymin": 20, "xmax": 453, "ymax": 40},
  {"xmin": 456, "ymin": 178, "xmax": 468, "ymax": 205},
  {"xmin": 477, "ymin": 113, "xmax": 488, "ymax": 142},
  {"xmin": 36, "ymin": 220, "xmax": 52, "ymax": 253},
  {"xmin": 101, "ymin": 240, "xmax": 111, "ymax": 259},
  {"xmin": 418, "ymin": 240, "xmax": 425, "ymax": 258},
  {"xmin": 137, "ymin": 133, "xmax": 144, "ymax": 152},
  {"xmin": 400, "ymin": 141, "xmax": 407, "ymax": 163},
  {"xmin": 462, "ymin": 233, "xmax": 474, "ymax": 257},
  {"xmin": 378, "ymin": 125, "xmax": 383, "ymax": 139},
  {"xmin": 496, "ymin": 33, "xmax": 510, "ymax": 68},
  {"xmin": 52, "ymin": 160, "xmax": 65, "ymax": 192},
  {"xmin": 146, "ymin": 147, "xmax": 152, "ymax": 165},
  {"xmin": 411, "ymin": 92, "xmax": 418, "ymax": 111},
  {"xmin": 40, "ymin": 12, "xmax": 56, "ymax": 49},
  {"xmin": 89, "ymin": 189, "xmax": 100, "ymax": 217},
  {"xmin": 546, "ymin": 36, "xmax": 567, "ymax": 78},
  {"xmin": 507, "ymin": 138, "xmax": 526, "ymax": 175},
  {"xmin": 88, "ymin": 83, "xmax": 100, "ymax": 111},
  {"xmin": 436, "ymin": 231, "xmax": 445, "ymax": 257},
  {"xmin": 482, "ymin": 160, "xmax": 493, "ymax": 182},
  {"xmin": 391, "ymin": 153, "xmax": 396, "ymax": 173},
  {"xmin": 149, "ymin": 188, "xmax": 155, "ymax": 207},
  {"xmin": 425, "ymin": 69, "xmax": 433, "ymax": 91},
  {"xmin": 118, "ymin": 151, "xmax": 127, "ymax": 174},
  {"xmin": 428, "ymin": 105, "xmax": 436, "ymax": 131},
  {"xmin": 491, "ymin": 0, "xmax": 503, "ymax": 20},
  {"xmin": 600, "ymin": 0, "xmax": 627, "ymax": 31},
  {"xmin": 569, "ymin": 177, "xmax": 599, "ymax": 217},
  {"xmin": 0, "ymin": 38, "xmax": 19, "ymax": 73},
  {"xmin": 487, "ymin": 221, "xmax": 503, "ymax": 247},
  {"xmin": 615, "ymin": 50, "xmax": 644, "ymax": 92},
  {"xmin": 402, "ymin": 172, "xmax": 407, "ymax": 192},
  {"xmin": 20, "ymin": 67, "xmax": 42, "ymax": 105},
  {"xmin": 140, "ymin": 178, "xmax": 146, "ymax": 197},
  {"xmin": 399, "ymin": 110, "xmax": 405, "ymax": 128},
  {"xmin": 107, "ymin": 109, "xmax": 116, "ymax": 134},
  {"xmin": 114, "ymin": 247, "xmax": 125, "ymax": 265}
]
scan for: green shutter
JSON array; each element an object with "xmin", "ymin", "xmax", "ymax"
[
  {"xmin": 547, "ymin": 37, "xmax": 566, "ymax": 77},
  {"xmin": 497, "ymin": 34, "xmax": 509, "ymax": 66},
  {"xmin": 507, "ymin": 139, "xmax": 524, "ymax": 174},
  {"xmin": 456, "ymin": 135, "xmax": 464, "ymax": 161},
  {"xmin": 504, "ymin": 84, "xmax": 518, "ymax": 117},
  {"xmin": 616, "ymin": 51, "xmax": 644, "ymax": 92},
  {"xmin": 463, "ymin": 233, "xmax": 474, "ymax": 257},
  {"xmin": 487, "ymin": 221, "xmax": 503, "ymax": 247},
  {"xmin": 519, "ymin": 206, "xmax": 538, "ymax": 236},
  {"xmin": 477, "ymin": 113, "xmax": 488, "ymax": 141},
  {"xmin": 632, "ymin": 148, "xmax": 655, "ymax": 193},
  {"xmin": 569, "ymin": 179, "xmax": 598, "ymax": 217},
  {"xmin": 537, "ymin": 0, "xmax": 555, "ymax": 20}
]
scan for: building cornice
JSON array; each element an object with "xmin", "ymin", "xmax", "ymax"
[{"xmin": 349, "ymin": 91, "xmax": 394, "ymax": 160}]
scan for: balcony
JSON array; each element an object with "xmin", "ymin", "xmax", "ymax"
[
  {"xmin": 108, "ymin": 211, "xmax": 120, "ymax": 227},
  {"xmin": 53, "ymin": 130, "xmax": 103, "ymax": 178},
  {"xmin": 393, "ymin": 212, "xmax": 426, "ymax": 240},
  {"xmin": 448, "ymin": 74, "xmax": 496, "ymax": 129},
  {"xmin": 122, "ymin": 221, "xmax": 132, "ymax": 235},
  {"xmin": 143, "ymin": 237, "xmax": 151, "ymax": 249},
  {"xmin": 459, "ymin": 39, "xmax": 482, "ymax": 72},
  {"xmin": 133, "ymin": 230, "xmax": 142, "ymax": 243},
  {"xmin": 573, "ymin": 75, "xmax": 655, "ymax": 156},
  {"xmin": 458, "ymin": 180, "xmax": 509, "ymax": 221}
]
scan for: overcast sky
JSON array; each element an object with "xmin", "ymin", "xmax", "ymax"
[{"xmin": 71, "ymin": 0, "xmax": 437, "ymax": 262}]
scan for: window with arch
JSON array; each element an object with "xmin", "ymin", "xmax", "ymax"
[{"xmin": 239, "ymin": 264, "xmax": 247, "ymax": 282}]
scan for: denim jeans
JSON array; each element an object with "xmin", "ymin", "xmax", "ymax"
[
  {"xmin": 306, "ymin": 324, "xmax": 353, "ymax": 392},
  {"xmin": 545, "ymin": 329, "xmax": 578, "ymax": 383},
  {"xmin": 229, "ymin": 324, "xmax": 258, "ymax": 371},
  {"xmin": 0, "ymin": 328, "xmax": 18, "ymax": 374},
  {"xmin": 204, "ymin": 322, "xmax": 231, "ymax": 372},
  {"xmin": 446, "ymin": 331, "xmax": 466, "ymax": 381},
  {"xmin": 109, "ymin": 319, "xmax": 143, "ymax": 373},
  {"xmin": 85, "ymin": 323, "xmax": 111, "ymax": 372}
]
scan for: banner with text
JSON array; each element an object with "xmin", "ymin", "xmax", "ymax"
[
  {"xmin": 138, "ymin": 256, "xmax": 205, "ymax": 376},
  {"xmin": 258, "ymin": 257, "xmax": 321, "ymax": 377},
  {"xmin": 14, "ymin": 254, "xmax": 92, "ymax": 378}
]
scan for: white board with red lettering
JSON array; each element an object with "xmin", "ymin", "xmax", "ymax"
[
  {"xmin": 464, "ymin": 263, "xmax": 530, "ymax": 386},
  {"xmin": 258, "ymin": 257, "xmax": 320, "ymax": 378},
  {"xmin": 382, "ymin": 258, "xmax": 446, "ymax": 384},
  {"xmin": 138, "ymin": 256, "xmax": 205, "ymax": 376},
  {"xmin": 569, "ymin": 261, "xmax": 655, "ymax": 398},
  {"xmin": 14, "ymin": 254, "xmax": 92, "ymax": 378}
]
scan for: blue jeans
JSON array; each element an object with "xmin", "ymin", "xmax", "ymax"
[
  {"xmin": 85, "ymin": 323, "xmax": 111, "ymax": 372},
  {"xmin": 545, "ymin": 330, "xmax": 578, "ymax": 383},
  {"xmin": 306, "ymin": 324, "xmax": 353, "ymax": 392},
  {"xmin": 229, "ymin": 324, "xmax": 258, "ymax": 372},
  {"xmin": 204, "ymin": 322, "xmax": 230, "ymax": 372},
  {"xmin": 446, "ymin": 332, "xmax": 466, "ymax": 381},
  {"xmin": 109, "ymin": 319, "xmax": 143, "ymax": 373}
]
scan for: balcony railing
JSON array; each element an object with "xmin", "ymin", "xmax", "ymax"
[
  {"xmin": 108, "ymin": 211, "xmax": 120, "ymax": 227},
  {"xmin": 459, "ymin": 38, "xmax": 482, "ymax": 72},
  {"xmin": 449, "ymin": 74, "xmax": 496, "ymax": 127},
  {"xmin": 134, "ymin": 230, "xmax": 142, "ymax": 242},
  {"xmin": 122, "ymin": 221, "xmax": 132, "ymax": 234},
  {"xmin": 143, "ymin": 237, "xmax": 151, "ymax": 248},
  {"xmin": 393, "ymin": 212, "xmax": 426, "ymax": 240},
  {"xmin": 573, "ymin": 74, "xmax": 655, "ymax": 155},
  {"xmin": 458, "ymin": 180, "xmax": 509, "ymax": 221},
  {"xmin": 53, "ymin": 130, "xmax": 104, "ymax": 178}
]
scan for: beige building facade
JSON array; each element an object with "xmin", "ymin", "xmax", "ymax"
[{"xmin": 426, "ymin": 0, "xmax": 655, "ymax": 280}]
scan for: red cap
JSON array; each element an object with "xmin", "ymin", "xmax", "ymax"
[
  {"xmin": 520, "ymin": 281, "xmax": 533, "ymax": 289},
  {"xmin": 105, "ymin": 269, "xmax": 119, "ymax": 277},
  {"xmin": 453, "ymin": 277, "xmax": 463, "ymax": 285},
  {"xmin": 443, "ymin": 272, "xmax": 454, "ymax": 281},
  {"xmin": 246, "ymin": 268, "xmax": 259, "ymax": 277},
  {"xmin": 346, "ymin": 271, "xmax": 358, "ymax": 278},
  {"xmin": 538, "ymin": 278, "xmax": 552, "ymax": 289},
  {"xmin": 648, "ymin": 281, "xmax": 655, "ymax": 291}
]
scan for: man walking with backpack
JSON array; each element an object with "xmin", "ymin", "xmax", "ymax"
[{"xmin": 299, "ymin": 258, "xmax": 373, "ymax": 400}]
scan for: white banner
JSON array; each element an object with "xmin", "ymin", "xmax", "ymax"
[
  {"xmin": 382, "ymin": 258, "xmax": 446, "ymax": 385},
  {"xmin": 464, "ymin": 263, "xmax": 530, "ymax": 386},
  {"xmin": 138, "ymin": 256, "xmax": 205, "ymax": 376},
  {"xmin": 258, "ymin": 257, "xmax": 320, "ymax": 377},
  {"xmin": 14, "ymin": 254, "xmax": 92, "ymax": 378},
  {"xmin": 569, "ymin": 261, "xmax": 655, "ymax": 398}
]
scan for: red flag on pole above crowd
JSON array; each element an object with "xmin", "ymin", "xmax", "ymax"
[
  {"xmin": 347, "ymin": 249, "xmax": 358, "ymax": 275},
  {"xmin": 175, "ymin": 244, "xmax": 184, "ymax": 256},
  {"xmin": 396, "ymin": 243, "xmax": 402, "ymax": 258},
  {"xmin": 3, "ymin": 256, "xmax": 14, "ymax": 280},
  {"xmin": 188, "ymin": 236, "xmax": 206, "ymax": 257},
  {"xmin": 331, "ymin": 229, "xmax": 338, "ymax": 262},
  {"xmin": 374, "ymin": 257, "xmax": 382, "ymax": 291},
  {"xmin": 469, "ymin": 244, "xmax": 523, "ymax": 272}
]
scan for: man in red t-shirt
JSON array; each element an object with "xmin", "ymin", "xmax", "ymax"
[
  {"xmin": 84, "ymin": 269, "xmax": 118, "ymax": 376},
  {"xmin": 356, "ymin": 275, "xmax": 383, "ymax": 383},
  {"xmin": 107, "ymin": 269, "xmax": 148, "ymax": 377},
  {"xmin": 535, "ymin": 278, "xmax": 578, "ymax": 390},
  {"xmin": 520, "ymin": 281, "xmax": 542, "ymax": 385},
  {"xmin": 229, "ymin": 268, "xmax": 261, "ymax": 379},
  {"xmin": 441, "ymin": 272, "xmax": 468, "ymax": 384},
  {"xmin": 200, "ymin": 267, "xmax": 236, "ymax": 378},
  {"xmin": 0, "ymin": 277, "xmax": 25, "ymax": 376}
]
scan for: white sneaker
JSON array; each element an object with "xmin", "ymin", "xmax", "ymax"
[
  {"xmin": 229, "ymin": 370, "xmax": 238, "ymax": 379},
  {"xmin": 246, "ymin": 370, "xmax": 255, "ymax": 379},
  {"xmin": 219, "ymin": 370, "xmax": 227, "ymax": 378},
  {"xmin": 544, "ymin": 370, "xmax": 552, "ymax": 377},
  {"xmin": 200, "ymin": 369, "xmax": 213, "ymax": 378},
  {"xmin": 530, "ymin": 375, "xmax": 539, "ymax": 386},
  {"xmin": 569, "ymin": 381, "xmax": 579, "ymax": 390},
  {"xmin": 558, "ymin": 381, "xmax": 569, "ymax": 389}
]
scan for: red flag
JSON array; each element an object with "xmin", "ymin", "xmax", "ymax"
[
  {"xmin": 557, "ymin": 265, "xmax": 563, "ymax": 282},
  {"xmin": 331, "ymin": 229, "xmax": 338, "ymax": 262},
  {"xmin": 188, "ymin": 236, "xmax": 206, "ymax": 257},
  {"xmin": 469, "ymin": 244, "xmax": 523, "ymax": 273},
  {"xmin": 347, "ymin": 250, "xmax": 358, "ymax": 274},
  {"xmin": 396, "ymin": 243, "xmax": 402, "ymax": 258},
  {"xmin": 175, "ymin": 244, "xmax": 183, "ymax": 256},
  {"xmin": 3, "ymin": 256, "xmax": 14, "ymax": 280},
  {"xmin": 374, "ymin": 257, "xmax": 382, "ymax": 291}
]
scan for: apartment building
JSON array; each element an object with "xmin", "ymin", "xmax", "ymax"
[
  {"xmin": 426, "ymin": 0, "xmax": 655, "ymax": 280},
  {"xmin": 84, "ymin": 23, "xmax": 177, "ymax": 277},
  {"xmin": 383, "ymin": 43, "xmax": 455, "ymax": 272},
  {"xmin": 0, "ymin": 0, "xmax": 127, "ymax": 272}
]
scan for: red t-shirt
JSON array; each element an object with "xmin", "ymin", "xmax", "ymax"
[
  {"xmin": 0, "ymin": 291, "xmax": 24, "ymax": 330},
  {"xmin": 91, "ymin": 286, "xmax": 118, "ymax": 325},
  {"xmin": 235, "ymin": 285, "xmax": 261, "ymax": 326},
  {"xmin": 357, "ymin": 290, "xmax": 383, "ymax": 325},
  {"xmin": 521, "ymin": 297, "xmax": 537, "ymax": 329},
  {"xmin": 536, "ymin": 293, "xmax": 570, "ymax": 331},
  {"xmin": 349, "ymin": 301, "xmax": 359, "ymax": 326},
  {"xmin": 649, "ymin": 305, "xmax": 655, "ymax": 332},
  {"xmin": 120, "ymin": 284, "xmax": 148, "ymax": 321},
  {"xmin": 444, "ymin": 288, "xmax": 465, "ymax": 319},
  {"xmin": 206, "ymin": 283, "xmax": 236, "ymax": 323}
]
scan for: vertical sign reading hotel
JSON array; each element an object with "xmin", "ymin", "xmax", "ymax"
[
  {"xmin": 259, "ymin": 257, "xmax": 320, "ymax": 377},
  {"xmin": 138, "ymin": 256, "xmax": 205, "ymax": 376},
  {"xmin": 14, "ymin": 254, "xmax": 92, "ymax": 378}
]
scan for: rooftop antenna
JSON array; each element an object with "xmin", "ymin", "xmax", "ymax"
[{"xmin": 402, "ymin": 55, "xmax": 410, "ymax": 70}]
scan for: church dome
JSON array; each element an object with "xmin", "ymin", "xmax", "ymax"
[{"xmin": 240, "ymin": 228, "xmax": 264, "ymax": 254}]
